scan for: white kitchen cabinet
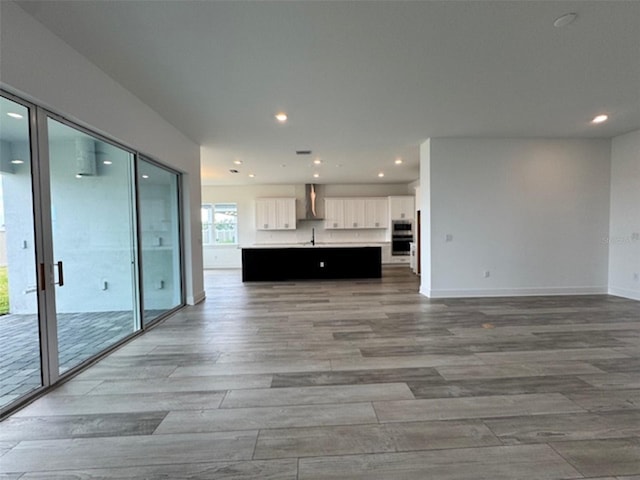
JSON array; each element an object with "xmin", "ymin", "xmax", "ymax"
[
  {"xmin": 324, "ymin": 198, "xmax": 345, "ymax": 229},
  {"xmin": 389, "ymin": 254, "xmax": 410, "ymax": 264},
  {"xmin": 389, "ymin": 195, "xmax": 415, "ymax": 221},
  {"xmin": 325, "ymin": 197, "xmax": 387, "ymax": 229},
  {"xmin": 364, "ymin": 197, "xmax": 388, "ymax": 228},
  {"xmin": 275, "ymin": 198, "xmax": 296, "ymax": 229},
  {"xmin": 344, "ymin": 198, "xmax": 365, "ymax": 229},
  {"xmin": 256, "ymin": 198, "xmax": 296, "ymax": 230}
]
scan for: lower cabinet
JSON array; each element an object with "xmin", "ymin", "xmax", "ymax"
[{"xmin": 242, "ymin": 247, "xmax": 382, "ymax": 281}]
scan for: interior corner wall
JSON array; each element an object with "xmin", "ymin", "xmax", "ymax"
[
  {"xmin": 0, "ymin": 1, "xmax": 204, "ymax": 304},
  {"xmin": 608, "ymin": 129, "xmax": 640, "ymax": 301},
  {"xmin": 419, "ymin": 139, "xmax": 431, "ymax": 295},
  {"xmin": 424, "ymin": 138, "xmax": 611, "ymax": 298}
]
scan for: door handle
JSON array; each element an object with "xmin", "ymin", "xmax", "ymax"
[
  {"xmin": 54, "ymin": 261, "xmax": 64, "ymax": 287},
  {"xmin": 39, "ymin": 263, "xmax": 46, "ymax": 291}
]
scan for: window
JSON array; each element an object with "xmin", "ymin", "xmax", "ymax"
[
  {"xmin": 202, "ymin": 203, "xmax": 238, "ymax": 245},
  {"xmin": 201, "ymin": 204, "xmax": 213, "ymax": 245}
]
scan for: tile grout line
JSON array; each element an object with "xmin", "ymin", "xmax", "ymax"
[{"xmin": 546, "ymin": 442, "xmax": 589, "ymax": 478}]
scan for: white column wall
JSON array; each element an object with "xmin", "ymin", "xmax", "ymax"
[
  {"xmin": 419, "ymin": 139, "xmax": 431, "ymax": 295},
  {"xmin": 421, "ymin": 138, "xmax": 611, "ymax": 297},
  {"xmin": 0, "ymin": 1, "xmax": 204, "ymax": 304},
  {"xmin": 608, "ymin": 129, "xmax": 640, "ymax": 300}
]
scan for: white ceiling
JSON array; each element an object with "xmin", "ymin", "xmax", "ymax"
[{"xmin": 16, "ymin": 1, "xmax": 640, "ymax": 186}]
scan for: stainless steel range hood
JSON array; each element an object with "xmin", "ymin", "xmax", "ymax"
[{"xmin": 301, "ymin": 183, "xmax": 324, "ymax": 220}]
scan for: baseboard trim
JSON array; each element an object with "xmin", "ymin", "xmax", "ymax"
[
  {"xmin": 422, "ymin": 286, "xmax": 609, "ymax": 299},
  {"xmin": 608, "ymin": 287, "xmax": 640, "ymax": 302},
  {"xmin": 187, "ymin": 290, "xmax": 206, "ymax": 305}
]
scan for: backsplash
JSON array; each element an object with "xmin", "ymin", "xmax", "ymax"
[{"xmin": 254, "ymin": 220, "xmax": 388, "ymax": 245}]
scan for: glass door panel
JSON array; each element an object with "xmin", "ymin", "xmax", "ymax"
[
  {"xmin": 138, "ymin": 159, "xmax": 182, "ymax": 324},
  {"xmin": 47, "ymin": 119, "xmax": 139, "ymax": 374},
  {"xmin": 0, "ymin": 96, "xmax": 42, "ymax": 409}
]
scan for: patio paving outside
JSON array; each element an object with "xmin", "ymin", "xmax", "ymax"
[{"xmin": 0, "ymin": 311, "xmax": 138, "ymax": 408}]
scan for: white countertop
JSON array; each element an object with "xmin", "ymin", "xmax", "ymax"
[{"xmin": 244, "ymin": 242, "xmax": 388, "ymax": 249}]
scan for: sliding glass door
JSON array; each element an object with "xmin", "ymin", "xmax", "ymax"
[
  {"xmin": 0, "ymin": 95, "xmax": 43, "ymax": 410},
  {"xmin": 47, "ymin": 118, "xmax": 139, "ymax": 374},
  {"xmin": 138, "ymin": 158, "xmax": 182, "ymax": 325},
  {"xmin": 0, "ymin": 90, "xmax": 185, "ymax": 415}
]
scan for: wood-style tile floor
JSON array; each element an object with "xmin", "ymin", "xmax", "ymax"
[{"xmin": 1, "ymin": 266, "xmax": 639, "ymax": 479}]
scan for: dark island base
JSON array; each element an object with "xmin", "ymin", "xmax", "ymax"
[{"xmin": 242, "ymin": 247, "xmax": 382, "ymax": 281}]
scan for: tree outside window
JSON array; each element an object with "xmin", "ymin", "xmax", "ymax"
[{"xmin": 202, "ymin": 203, "xmax": 237, "ymax": 245}]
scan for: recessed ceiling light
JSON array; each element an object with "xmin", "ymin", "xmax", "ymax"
[
  {"xmin": 313, "ymin": 173, "xmax": 320, "ymax": 178},
  {"xmin": 233, "ymin": 159, "xmax": 243, "ymax": 165},
  {"xmin": 313, "ymin": 158, "xmax": 322, "ymax": 165},
  {"xmin": 378, "ymin": 172, "xmax": 385, "ymax": 178},
  {"xmin": 591, "ymin": 114, "xmax": 609, "ymax": 124},
  {"xmin": 554, "ymin": 12, "xmax": 578, "ymax": 28},
  {"xmin": 275, "ymin": 112, "xmax": 288, "ymax": 123},
  {"xmin": 11, "ymin": 159, "xmax": 24, "ymax": 164},
  {"xmin": 6, "ymin": 112, "xmax": 23, "ymax": 119},
  {"xmin": 248, "ymin": 173, "xmax": 256, "ymax": 178},
  {"xmin": 394, "ymin": 158, "xmax": 403, "ymax": 165},
  {"xmin": 142, "ymin": 174, "xmax": 149, "ymax": 179},
  {"xmin": 103, "ymin": 160, "xmax": 113, "ymax": 165}
]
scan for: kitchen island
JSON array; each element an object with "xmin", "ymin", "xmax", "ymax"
[{"xmin": 242, "ymin": 245, "xmax": 382, "ymax": 281}]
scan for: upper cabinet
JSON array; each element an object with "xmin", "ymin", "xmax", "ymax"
[
  {"xmin": 325, "ymin": 198, "xmax": 345, "ymax": 229},
  {"xmin": 256, "ymin": 197, "xmax": 296, "ymax": 230},
  {"xmin": 325, "ymin": 197, "xmax": 388, "ymax": 229},
  {"xmin": 365, "ymin": 197, "xmax": 389, "ymax": 228},
  {"xmin": 389, "ymin": 195, "xmax": 415, "ymax": 221},
  {"xmin": 344, "ymin": 198, "xmax": 365, "ymax": 229}
]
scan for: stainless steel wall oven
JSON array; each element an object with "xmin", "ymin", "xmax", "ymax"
[{"xmin": 391, "ymin": 220, "xmax": 413, "ymax": 256}]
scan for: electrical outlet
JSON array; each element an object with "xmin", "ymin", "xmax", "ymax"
[
  {"xmin": 484, "ymin": 270, "xmax": 491, "ymax": 278},
  {"xmin": 634, "ymin": 272, "xmax": 639, "ymax": 282},
  {"xmin": 445, "ymin": 234, "xmax": 453, "ymax": 242},
  {"xmin": 319, "ymin": 261, "xmax": 325, "ymax": 268},
  {"xmin": 632, "ymin": 232, "xmax": 640, "ymax": 241}
]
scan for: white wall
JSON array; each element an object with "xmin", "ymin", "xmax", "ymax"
[
  {"xmin": 48, "ymin": 139, "xmax": 137, "ymax": 314},
  {"xmin": 419, "ymin": 139, "xmax": 431, "ymax": 293},
  {"xmin": 139, "ymin": 168, "xmax": 182, "ymax": 312},
  {"xmin": 1, "ymin": 140, "xmax": 38, "ymax": 313},
  {"xmin": 201, "ymin": 183, "xmax": 412, "ymax": 268},
  {"xmin": 0, "ymin": 1, "xmax": 204, "ymax": 304},
  {"xmin": 421, "ymin": 138, "xmax": 611, "ymax": 297},
  {"xmin": 608, "ymin": 129, "xmax": 640, "ymax": 301}
]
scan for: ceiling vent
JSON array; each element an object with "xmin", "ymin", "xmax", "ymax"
[{"xmin": 296, "ymin": 150, "xmax": 312, "ymax": 155}]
